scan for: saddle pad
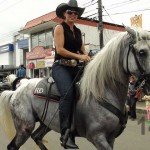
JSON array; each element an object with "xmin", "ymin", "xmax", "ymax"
[{"xmin": 33, "ymin": 77, "xmax": 60, "ymax": 100}]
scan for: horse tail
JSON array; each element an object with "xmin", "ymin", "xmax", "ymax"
[{"xmin": 0, "ymin": 90, "xmax": 16, "ymax": 140}]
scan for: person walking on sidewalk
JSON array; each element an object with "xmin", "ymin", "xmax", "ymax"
[
  {"xmin": 128, "ymin": 76, "xmax": 138, "ymax": 120},
  {"xmin": 16, "ymin": 64, "xmax": 26, "ymax": 78}
]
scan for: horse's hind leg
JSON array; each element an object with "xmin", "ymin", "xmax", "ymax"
[
  {"xmin": 7, "ymin": 121, "xmax": 35, "ymax": 150},
  {"xmin": 31, "ymin": 122, "xmax": 51, "ymax": 150}
]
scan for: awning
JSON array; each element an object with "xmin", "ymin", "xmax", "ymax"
[{"xmin": 27, "ymin": 62, "xmax": 35, "ymax": 69}]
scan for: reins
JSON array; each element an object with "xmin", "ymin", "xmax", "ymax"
[{"xmin": 41, "ymin": 63, "xmax": 86, "ymax": 135}]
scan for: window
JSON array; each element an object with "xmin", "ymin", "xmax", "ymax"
[
  {"xmin": 31, "ymin": 29, "xmax": 54, "ymax": 49},
  {"xmin": 39, "ymin": 32, "xmax": 45, "ymax": 47},
  {"xmin": 31, "ymin": 34, "xmax": 38, "ymax": 49},
  {"xmin": 46, "ymin": 31, "xmax": 53, "ymax": 48}
]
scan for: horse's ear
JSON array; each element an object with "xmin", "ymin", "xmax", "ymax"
[{"xmin": 123, "ymin": 24, "xmax": 136, "ymax": 40}]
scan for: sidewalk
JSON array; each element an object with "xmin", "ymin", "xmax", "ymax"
[{"xmin": 136, "ymin": 101, "xmax": 146, "ymax": 114}]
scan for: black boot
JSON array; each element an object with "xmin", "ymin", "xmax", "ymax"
[{"xmin": 59, "ymin": 111, "xmax": 79, "ymax": 149}]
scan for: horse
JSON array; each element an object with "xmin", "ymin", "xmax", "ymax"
[
  {"xmin": 1, "ymin": 26, "xmax": 150, "ymax": 150},
  {"xmin": 6, "ymin": 74, "xmax": 29, "ymax": 91}
]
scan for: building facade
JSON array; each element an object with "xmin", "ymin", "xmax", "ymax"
[
  {"xmin": 0, "ymin": 11, "xmax": 125, "ymax": 78},
  {"xmin": 0, "ymin": 33, "xmax": 29, "ymax": 76}
]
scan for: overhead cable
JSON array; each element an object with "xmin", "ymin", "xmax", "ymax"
[
  {"xmin": 0, "ymin": 0, "xmax": 24, "ymax": 14},
  {"xmin": 103, "ymin": 7, "xmax": 150, "ymax": 16},
  {"xmin": 82, "ymin": 0, "xmax": 97, "ymax": 6}
]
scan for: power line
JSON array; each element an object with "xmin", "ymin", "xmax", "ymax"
[
  {"xmin": 83, "ymin": 8, "xmax": 98, "ymax": 15},
  {"xmin": 104, "ymin": 0, "xmax": 140, "ymax": 8},
  {"xmin": 106, "ymin": 0, "xmax": 140, "ymax": 11},
  {"xmin": 84, "ymin": 1, "xmax": 98, "ymax": 8},
  {"xmin": 108, "ymin": 0, "xmax": 140, "ymax": 7},
  {"xmin": 82, "ymin": 0, "xmax": 97, "ymax": 6},
  {"xmin": 103, "ymin": 7, "xmax": 150, "ymax": 16},
  {"xmin": 85, "ymin": 12, "xmax": 98, "ymax": 18},
  {"xmin": 103, "ymin": 6, "xmax": 115, "ymax": 24},
  {"xmin": 0, "ymin": 0, "xmax": 24, "ymax": 14}
]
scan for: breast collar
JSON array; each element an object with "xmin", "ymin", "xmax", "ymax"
[{"xmin": 98, "ymin": 99, "xmax": 128, "ymax": 137}]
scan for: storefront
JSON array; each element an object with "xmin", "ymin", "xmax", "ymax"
[{"xmin": 26, "ymin": 46, "xmax": 54, "ymax": 78}]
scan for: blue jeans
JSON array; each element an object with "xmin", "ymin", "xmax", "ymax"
[{"xmin": 52, "ymin": 63, "xmax": 80, "ymax": 115}]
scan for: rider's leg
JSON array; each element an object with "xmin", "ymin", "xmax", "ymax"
[{"xmin": 52, "ymin": 64, "xmax": 78, "ymax": 149}]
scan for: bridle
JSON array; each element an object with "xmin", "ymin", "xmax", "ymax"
[
  {"xmin": 126, "ymin": 41, "xmax": 150, "ymax": 85},
  {"xmin": 126, "ymin": 43, "xmax": 145, "ymax": 76}
]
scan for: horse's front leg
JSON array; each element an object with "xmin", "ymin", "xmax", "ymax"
[{"xmin": 90, "ymin": 134, "xmax": 113, "ymax": 150}]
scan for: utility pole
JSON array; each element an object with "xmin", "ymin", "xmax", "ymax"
[{"xmin": 98, "ymin": 0, "xmax": 103, "ymax": 49}]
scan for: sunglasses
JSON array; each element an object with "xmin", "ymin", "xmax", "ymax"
[{"xmin": 66, "ymin": 10, "xmax": 79, "ymax": 15}]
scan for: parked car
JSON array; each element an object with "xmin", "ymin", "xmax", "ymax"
[{"xmin": 0, "ymin": 81, "xmax": 11, "ymax": 91}]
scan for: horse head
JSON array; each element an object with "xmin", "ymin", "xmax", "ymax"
[
  {"xmin": 122, "ymin": 26, "xmax": 150, "ymax": 95},
  {"xmin": 124, "ymin": 26, "xmax": 150, "ymax": 77}
]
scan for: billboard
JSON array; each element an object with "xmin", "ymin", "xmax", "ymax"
[{"xmin": 130, "ymin": 14, "xmax": 142, "ymax": 28}]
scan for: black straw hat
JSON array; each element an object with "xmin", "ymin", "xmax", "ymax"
[{"xmin": 56, "ymin": 0, "xmax": 85, "ymax": 19}]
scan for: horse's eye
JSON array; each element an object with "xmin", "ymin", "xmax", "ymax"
[{"xmin": 139, "ymin": 49, "xmax": 146, "ymax": 57}]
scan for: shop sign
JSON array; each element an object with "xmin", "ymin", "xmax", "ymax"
[
  {"xmin": 27, "ymin": 62, "xmax": 35, "ymax": 69},
  {"xmin": 36, "ymin": 61, "xmax": 45, "ymax": 68},
  {"xmin": 26, "ymin": 46, "xmax": 52, "ymax": 60},
  {"xmin": 45, "ymin": 59, "xmax": 54, "ymax": 67},
  {"xmin": 27, "ymin": 60, "xmax": 36, "ymax": 69},
  {"xmin": 18, "ymin": 39, "xmax": 29, "ymax": 49},
  {"xmin": 0, "ymin": 44, "xmax": 14, "ymax": 53}
]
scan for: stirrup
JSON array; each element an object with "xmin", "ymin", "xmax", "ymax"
[
  {"xmin": 60, "ymin": 129, "xmax": 79, "ymax": 149},
  {"xmin": 61, "ymin": 137, "xmax": 79, "ymax": 149}
]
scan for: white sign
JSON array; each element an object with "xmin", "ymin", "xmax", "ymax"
[{"xmin": 45, "ymin": 59, "xmax": 54, "ymax": 67}]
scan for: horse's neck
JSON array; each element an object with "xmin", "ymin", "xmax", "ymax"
[{"xmin": 104, "ymin": 82, "xmax": 128, "ymax": 111}]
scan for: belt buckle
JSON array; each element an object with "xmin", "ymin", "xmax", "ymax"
[{"xmin": 71, "ymin": 59, "xmax": 77, "ymax": 67}]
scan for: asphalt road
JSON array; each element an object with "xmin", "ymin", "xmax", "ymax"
[{"xmin": 0, "ymin": 114, "xmax": 150, "ymax": 150}]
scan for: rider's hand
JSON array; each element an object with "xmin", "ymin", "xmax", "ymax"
[{"xmin": 79, "ymin": 54, "xmax": 91, "ymax": 62}]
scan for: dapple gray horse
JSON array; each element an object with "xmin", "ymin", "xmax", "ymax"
[{"xmin": 1, "ymin": 26, "xmax": 150, "ymax": 150}]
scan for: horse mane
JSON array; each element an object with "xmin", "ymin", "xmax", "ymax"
[
  {"xmin": 80, "ymin": 27, "xmax": 150, "ymax": 102},
  {"xmin": 7, "ymin": 74, "xmax": 17, "ymax": 84}
]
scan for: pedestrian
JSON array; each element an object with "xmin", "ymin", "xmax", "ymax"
[
  {"xmin": 16, "ymin": 64, "xmax": 26, "ymax": 78},
  {"xmin": 128, "ymin": 76, "xmax": 138, "ymax": 121},
  {"xmin": 126, "ymin": 91, "xmax": 131, "ymax": 116},
  {"xmin": 52, "ymin": 0, "xmax": 90, "ymax": 149}
]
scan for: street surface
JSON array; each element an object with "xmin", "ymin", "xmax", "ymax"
[{"xmin": 0, "ymin": 114, "xmax": 150, "ymax": 150}]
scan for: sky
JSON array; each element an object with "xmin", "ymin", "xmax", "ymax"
[{"xmin": 0, "ymin": 0, "xmax": 150, "ymax": 44}]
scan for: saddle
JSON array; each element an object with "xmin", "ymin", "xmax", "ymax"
[
  {"xmin": 33, "ymin": 77, "xmax": 60, "ymax": 101},
  {"xmin": 33, "ymin": 77, "xmax": 80, "ymax": 101}
]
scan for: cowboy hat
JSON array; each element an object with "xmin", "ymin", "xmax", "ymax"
[{"xmin": 56, "ymin": 0, "xmax": 85, "ymax": 19}]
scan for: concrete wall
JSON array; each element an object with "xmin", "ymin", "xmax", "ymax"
[{"xmin": 76, "ymin": 23, "xmax": 124, "ymax": 47}]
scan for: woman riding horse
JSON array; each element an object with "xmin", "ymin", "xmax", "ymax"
[
  {"xmin": 1, "ymin": 26, "xmax": 150, "ymax": 150},
  {"xmin": 52, "ymin": 0, "xmax": 90, "ymax": 148}
]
